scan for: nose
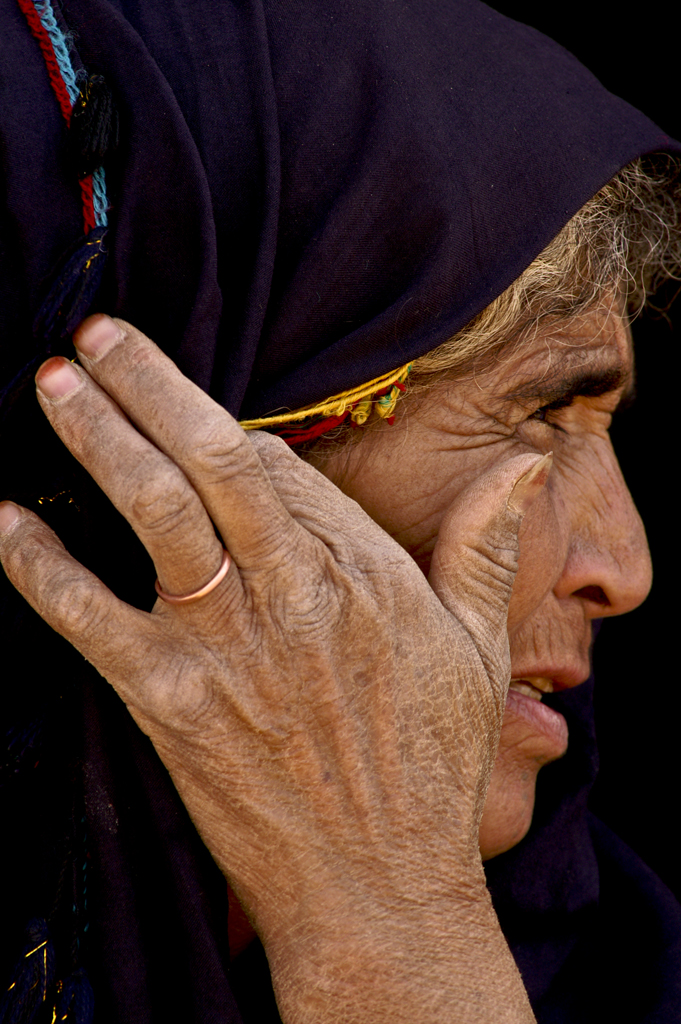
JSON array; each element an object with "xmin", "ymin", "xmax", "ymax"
[{"xmin": 554, "ymin": 438, "xmax": 652, "ymax": 618}]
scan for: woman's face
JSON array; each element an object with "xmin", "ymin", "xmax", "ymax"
[{"xmin": 320, "ymin": 304, "xmax": 652, "ymax": 859}]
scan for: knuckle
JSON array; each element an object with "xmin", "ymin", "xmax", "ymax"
[
  {"xmin": 248, "ymin": 430, "xmax": 292, "ymax": 467},
  {"xmin": 189, "ymin": 427, "xmax": 261, "ymax": 485},
  {"xmin": 121, "ymin": 334, "xmax": 159, "ymax": 376},
  {"xmin": 48, "ymin": 574, "xmax": 107, "ymax": 639},
  {"xmin": 0, "ymin": 514, "xmax": 112, "ymax": 646},
  {"xmin": 125, "ymin": 459, "xmax": 199, "ymax": 537},
  {"xmin": 260, "ymin": 552, "xmax": 340, "ymax": 638},
  {"xmin": 2, "ymin": 516, "xmax": 60, "ymax": 585}
]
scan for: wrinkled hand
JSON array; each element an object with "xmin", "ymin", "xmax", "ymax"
[{"xmin": 0, "ymin": 316, "xmax": 544, "ymax": 1023}]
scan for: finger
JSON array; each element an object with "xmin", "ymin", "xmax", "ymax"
[
  {"xmin": 0, "ymin": 502, "xmax": 159, "ymax": 699},
  {"xmin": 428, "ymin": 452, "xmax": 552, "ymax": 687},
  {"xmin": 248, "ymin": 431, "xmax": 405, "ymax": 565},
  {"xmin": 72, "ymin": 316, "xmax": 311, "ymax": 572},
  {"xmin": 35, "ymin": 357, "xmax": 233, "ymax": 602}
]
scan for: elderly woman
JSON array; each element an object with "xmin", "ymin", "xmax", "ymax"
[{"xmin": 0, "ymin": 0, "xmax": 680, "ymax": 1022}]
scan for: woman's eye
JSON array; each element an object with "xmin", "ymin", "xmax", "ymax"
[{"xmin": 528, "ymin": 404, "xmax": 567, "ymax": 432}]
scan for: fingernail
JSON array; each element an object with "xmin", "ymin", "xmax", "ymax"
[
  {"xmin": 0, "ymin": 501, "xmax": 21, "ymax": 535},
  {"xmin": 36, "ymin": 357, "xmax": 83, "ymax": 399},
  {"xmin": 507, "ymin": 452, "xmax": 553, "ymax": 516},
  {"xmin": 74, "ymin": 314, "xmax": 121, "ymax": 361}
]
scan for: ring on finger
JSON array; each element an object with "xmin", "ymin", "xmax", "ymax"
[{"xmin": 155, "ymin": 548, "xmax": 231, "ymax": 605}]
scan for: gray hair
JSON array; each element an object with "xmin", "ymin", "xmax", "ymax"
[{"xmin": 300, "ymin": 154, "xmax": 681, "ymax": 459}]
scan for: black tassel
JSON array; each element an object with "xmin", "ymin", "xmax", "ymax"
[
  {"xmin": 70, "ymin": 75, "xmax": 119, "ymax": 179},
  {"xmin": 0, "ymin": 920, "xmax": 55, "ymax": 1024},
  {"xmin": 33, "ymin": 227, "xmax": 108, "ymax": 347},
  {"xmin": 53, "ymin": 970, "xmax": 94, "ymax": 1024}
]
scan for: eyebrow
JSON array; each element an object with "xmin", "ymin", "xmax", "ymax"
[{"xmin": 507, "ymin": 363, "xmax": 635, "ymax": 411}]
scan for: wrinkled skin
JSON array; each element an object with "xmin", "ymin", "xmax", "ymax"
[
  {"xmin": 0, "ymin": 306, "xmax": 650, "ymax": 1022},
  {"xmin": 318, "ymin": 303, "xmax": 652, "ymax": 859}
]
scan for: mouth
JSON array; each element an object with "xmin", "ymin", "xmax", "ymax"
[
  {"xmin": 504, "ymin": 676, "xmax": 569, "ymax": 753},
  {"xmin": 508, "ymin": 677, "xmax": 554, "ymax": 701}
]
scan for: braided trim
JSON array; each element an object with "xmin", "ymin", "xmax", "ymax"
[
  {"xmin": 78, "ymin": 176, "xmax": 96, "ymax": 233},
  {"xmin": 15, "ymin": 0, "xmax": 73, "ymax": 123},
  {"xmin": 16, "ymin": 0, "xmax": 110, "ymax": 234},
  {"xmin": 34, "ymin": 0, "xmax": 79, "ymax": 104},
  {"xmin": 91, "ymin": 167, "xmax": 109, "ymax": 228},
  {"xmin": 239, "ymin": 363, "xmax": 412, "ymax": 430}
]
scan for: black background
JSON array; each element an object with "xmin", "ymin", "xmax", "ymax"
[{"xmin": 490, "ymin": 1, "xmax": 680, "ymax": 899}]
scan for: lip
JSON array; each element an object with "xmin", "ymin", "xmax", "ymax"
[
  {"xmin": 504, "ymin": 687, "xmax": 569, "ymax": 751},
  {"xmin": 507, "ymin": 661, "xmax": 591, "ymax": 692},
  {"xmin": 502, "ymin": 663, "xmax": 587, "ymax": 754}
]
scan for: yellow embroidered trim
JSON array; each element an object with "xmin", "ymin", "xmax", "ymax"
[{"xmin": 239, "ymin": 363, "xmax": 412, "ymax": 430}]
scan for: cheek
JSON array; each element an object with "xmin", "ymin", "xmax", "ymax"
[
  {"xmin": 330, "ymin": 432, "xmax": 506, "ymax": 561},
  {"xmin": 507, "ymin": 485, "xmax": 568, "ymax": 631}
]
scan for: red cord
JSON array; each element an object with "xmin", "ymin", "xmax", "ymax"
[
  {"xmin": 16, "ymin": 0, "xmax": 101, "ymax": 237},
  {"xmin": 15, "ymin": 0, "xmax": 73, "ymax": 125},
  {"xmin": 79, "ymin": 176, "xmax": 97, "ymax": 233},
  {"xmin": 276, "ymin": 413, "xmax": 350, "ymax": 446}
]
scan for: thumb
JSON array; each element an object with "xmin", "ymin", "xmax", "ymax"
[{"xmin": 428, "ymin": 452, "xmax": 552, "ymax": 685}]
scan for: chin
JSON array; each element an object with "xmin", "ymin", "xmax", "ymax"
[{"xmin": 479, "ymin": 691, "xmax": 569, "ymax": 861}]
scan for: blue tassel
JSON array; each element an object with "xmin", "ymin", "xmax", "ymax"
[
  {"xmin": 0, "ymin": 919, "xmax": 55, "ymax": 1024},
  {"xmin": 34, "ymin": 226, "xmax": 108, "ymax": 346},
  {"xmin": 53, "ymin": 970, "xmax": 94, "ymax": 1024}
]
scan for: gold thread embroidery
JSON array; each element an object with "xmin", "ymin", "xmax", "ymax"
[
  {"xmin": 239, "ymin": 363, "xmax": 412, "ymax": 430},
  {"xmin": 25, "ymin": 941, "xmax": 48, "ymax": 959}
]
